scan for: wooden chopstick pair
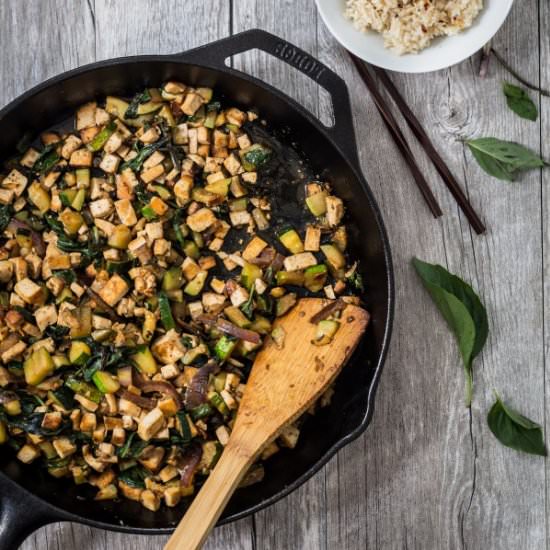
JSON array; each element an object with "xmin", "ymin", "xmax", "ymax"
[{"xmin": 348, "ymin": 53, "xmax": 486, "ymax": 235}]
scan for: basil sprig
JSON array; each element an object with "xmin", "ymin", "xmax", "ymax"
[
  {"xmin": 413, "ymin": 258, "xmax": 488, "ymax": 406},
  {"xmin": 488, "ymin": 393, "xmax": 546, "ymax": 456},
  {"xmin": 466, "ymin": 137, "xmax": 545, "ymax": 181},
  {"xmin": 503, "ymin": 83, "xmax": 538, "ymax": 121}
]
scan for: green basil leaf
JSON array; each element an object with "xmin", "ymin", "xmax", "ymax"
[
  {"xmin": 466, "ymin": 137, "xmax": 545, "ymax": 181},
  {"xmin": 488, "ymin": 394, "xmax": 546, "ymax": 456},
  {"xmin": 503, "ymin": 82, "xmax": 538, "ymax": 121},
  {"xmin": 413, "ymin": 258, "xmax": 488, "ymax": 406}
]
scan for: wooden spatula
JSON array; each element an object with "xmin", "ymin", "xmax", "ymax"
[{"xmin": 165, "ymin": 298, "xmax": 369, "ymax": 550}]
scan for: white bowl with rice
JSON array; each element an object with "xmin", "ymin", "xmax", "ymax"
[{"xmin": 315, "ymin": 0, "xmax": 514, "ymax": 73}]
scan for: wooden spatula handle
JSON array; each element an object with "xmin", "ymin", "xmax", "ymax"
[{"xmin": 164, "ymin": 439, "xmax": 255, "ymax": 550}]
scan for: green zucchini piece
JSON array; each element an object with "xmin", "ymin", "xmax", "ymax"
[
  {"xmin": 278, "ymin": 228, "xmax": 304, "ymax": 254},
  {"xmin": 131, "ymin": 346, "xmax": 158, "ymax": 375},
  {"xmin": 223, "ymin": 306, "xmax": 251, "ymax": 328},
  {"xmin": 71, "ymin": 188, "xmax": 87, "ymax": 211},
  {"xmin": 321, "ymin": 244, "xmax": 346, "ymax": 277},
  {"xmin": 151, "ymin": 184, "xmax": 172, "ymax": 200},
  {"xmin": 208, "ymin": 391, "xmax": 229, "ymax": 415},
  {"xmin": 199, "ymin": 440, "xmax": 223, "ymax": 473},
  {"xmin": 182, "ymin": 240, "xmax": 200, "ymax": 259},
  {"xmin": 87, "ymin": 121, "xmax": 116, "ymax": 152},
  {"xmin": 92, "ymin": 371, "xmax": 121, "ymax": 394},
  {"xmin": 240, "ymin": 262, "xmax": 262, "ymax": 290},
  {"xmin": 304, "ymin": 264, "xmax": 328, "ymax": 292},
  {"xmin": 24, "ymin": 348, "xmax": 55, "ymax": 386},
  {"xmin": 141, "ymin": 205, "xmax": 157, "ymax": 220},
  {"xmin": 69, "ymin": 341, "xmax": 91, "ymax": 365},
  {"xmin": 214, "ymin": 335, "xmax": 237, "ymax": 361},
  {"xmin": 65, "ymin": 375, "xmax": 103, "ymax": 403},
  {"xmin": 60, "ymin": 189, "xmax": 77, "ymax": 207},
  {"xmin": 184, "ymin": 271, "xmax": 207, "ymax": 296},
  {"xmin": 162, "ymin": 266, "xmax": 184, "ymax": 291},
  {"xmin": 158, "ymin": 292, "xmax": 176, "ymax": 330},
  {"xmin": 312, "ymin": 319, "xmax": 340, "ymax": 346},
  {"xmin": 275, "ymin": 270, "xmax": 304, "ymax": 286},
  {"xmin": 305, "ymin": 191, "xmax": 328, "ymax": 217}
]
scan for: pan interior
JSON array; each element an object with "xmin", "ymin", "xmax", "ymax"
[{"xmin": 0, "ymin": 59, "xmax": 391, "ymax": 529}]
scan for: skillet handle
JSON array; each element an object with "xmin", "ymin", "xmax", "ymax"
[
  {"xmin": 177, "ymin": 29, "xmax": 360, "ymax": 169},
  {"xmin": 0, "ymin": 475, "xmax": 60, "ymax": 549}
]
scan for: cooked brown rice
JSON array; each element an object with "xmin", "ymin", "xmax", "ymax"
[{"xmin": 344, "ymin": 0, "xmax": 483, "ymax": 55}]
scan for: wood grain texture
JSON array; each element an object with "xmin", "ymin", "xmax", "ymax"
[{"xmin": 0, "ymin": 0, "xmax": 542, "ymax": 548}]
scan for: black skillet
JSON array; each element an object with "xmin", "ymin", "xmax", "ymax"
[{"xmin": 0, "ymin": 30, "xmax": 394, "ymax": 549}]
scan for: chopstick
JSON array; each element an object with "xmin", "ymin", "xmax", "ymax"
[
  {"xmin": 348, "ymin": 52, "xmax": 486, "ymax": 234},
  {"xmin": 349, "ymin": 54, "xmax": 443, "ymax": 219},
  {"xmin": 371, "ymin": 66, "xmax": 486, "ymax": 235}
]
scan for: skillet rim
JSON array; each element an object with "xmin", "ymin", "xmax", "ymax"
[{"xmin": 0, "ymin": 41, "xmax": 395, "ymax": 535}]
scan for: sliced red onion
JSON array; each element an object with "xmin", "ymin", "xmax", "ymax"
[
  {"xmin": 178, "ymin": 443, "xmax": 203, "ymax": 487},
  {"xmin": 8, "ymin": 219, "xmax": 46, "ymax": 257},
  {"xmin": 134, "ymin": 376, "xmax": 182, "ymax": 409},
  {"xmin": 270, "ymin": 252, "xmax": 285, "ymax": 272},
  {"xmin": 216, "ymin": 318, "xmax": 261, "ymax": 344},
  {"xmin": 248, "ymin": 247, "xmax": 275, "ymax": 267},
  {"xmin": 184, "ymin": 360, "xmax": 218, "ymax": 410},
  {"xmin": 117, "ymin": 389, "xmax": 156, "ymax": 410},
  {"xmin": 310, "ymin": 299, "xmax": 347, "ymax": 324}
]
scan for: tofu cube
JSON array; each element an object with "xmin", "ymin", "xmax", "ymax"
[
  {"xmin": 115, "ymin": 199, "xmax": 137, "ymax": 226},
  {"xmin": 14, "ymin": 278, "xmax": 43, "ymax": 304},
  {"xmin": 137, "ymin": 408, "xmax": 165, "ymax": 441},
  {"xmin": 76, "ymin": 102, "xmax": 97, "ymax": 130},
  {"xmin": 283, "ymin": 252, "xmax": 317, "ymax": 272},
  {"xmin": 89, "ymin": 198, "xmax": 114, "ymax": 219},
  {"xmin": 187, "ymin": 208, "xmax": 216, "ymax": 232},
  {"xmin": 242, "ymin": 236, "xmax": 268, "ymax": 261},
  {"xmin": 98, "ymin": 274, "xmax": 129, "ymax": 306},
  {"xmin": 325, "ymin": 196, "xmax": 344, "ymax": 227},
  {"xmin": 304, "ymin": 225, "xmax": 321, "ymax": 252},
  {"xmin": 69, "ymin": 148, "xmax": 93, "ymax": 167},
  {"xmin": 99, "ymin": 153, "xmax": 121, "ymax": 174},
  {"xmin": 2, "ymin": 169, "xmax": 28, "ymax": 197},
  {"xmin": 35, "ymin": 304, "xmax": 57, "ymax": 332},
  {"xmin": 181, "ymin": 93, "xmax": 203, "ymax": 116},
  {"xmin": 61, "ymin": 135, "xmax": 83, "ymax": 159}
]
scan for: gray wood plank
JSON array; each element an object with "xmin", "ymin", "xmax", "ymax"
[
  {"xmin": 318, "ymin": 0, "xmax": 546, "ymax": 548},
  {"xmin": 540, "ymin": 3, "xmax": 550, "ymax": 550},
  {"xmin": 231, "ymin": 3, "xmax": 332, "ymax": 550},
  {"xmin": 1, "ymin": 0, "xmax": 547, "ymax": 549}
]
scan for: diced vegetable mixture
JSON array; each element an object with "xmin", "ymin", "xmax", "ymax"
[{"xmin": 0, "ymin": 81, "xmax": 363, "ymax": 511}]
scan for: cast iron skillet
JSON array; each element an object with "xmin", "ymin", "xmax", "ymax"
[{"xmin": 0, "ymin": 30, "xmax": 394, "ymax": 549}]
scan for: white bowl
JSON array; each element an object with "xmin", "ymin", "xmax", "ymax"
[{"xmin": 315, "ymin": 0, "xmax": 514, "ymax": 73}]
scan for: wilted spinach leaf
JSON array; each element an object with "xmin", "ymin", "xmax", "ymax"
[
  {"xmin": 0, "ymin": 204, "xmax": 14, "ymax": 234},
  {"xmin": 119, "ymin": 466, "xmax": 148, "ymax": 488}
]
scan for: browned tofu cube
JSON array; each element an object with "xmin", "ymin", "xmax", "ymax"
[{"xmin": 98, "ymin": 274, "xmax": 129, "ymax": 306}]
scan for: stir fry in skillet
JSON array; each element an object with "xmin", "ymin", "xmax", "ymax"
[{"xmin": 0, "ymin": 82, "xmax": 363, "ymax": 511}]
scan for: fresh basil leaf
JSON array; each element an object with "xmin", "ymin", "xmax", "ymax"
[
  {"xmin": 413, "ymin": 258, "xmax": 488, "ymax": 406},
  {"xmin": 503, "ymin": 82, "xmax": 538, "ymax": 121},
  {"xmin": 466, "ymin": 137, "xmax": 545, "ymax": 181},
  {"xmin": 488, "ymin": 393, "xmax": 546, "ymax": 456}
]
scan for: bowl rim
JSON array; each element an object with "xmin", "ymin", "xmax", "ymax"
[{"xmin": 315, "ymin": 0, "xmax": 515, "ymax": 73}]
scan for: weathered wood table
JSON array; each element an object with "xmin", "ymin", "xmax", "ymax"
[{"xmin": 3, "ymin": 0, "xmax": 547, "ymax": 548}]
